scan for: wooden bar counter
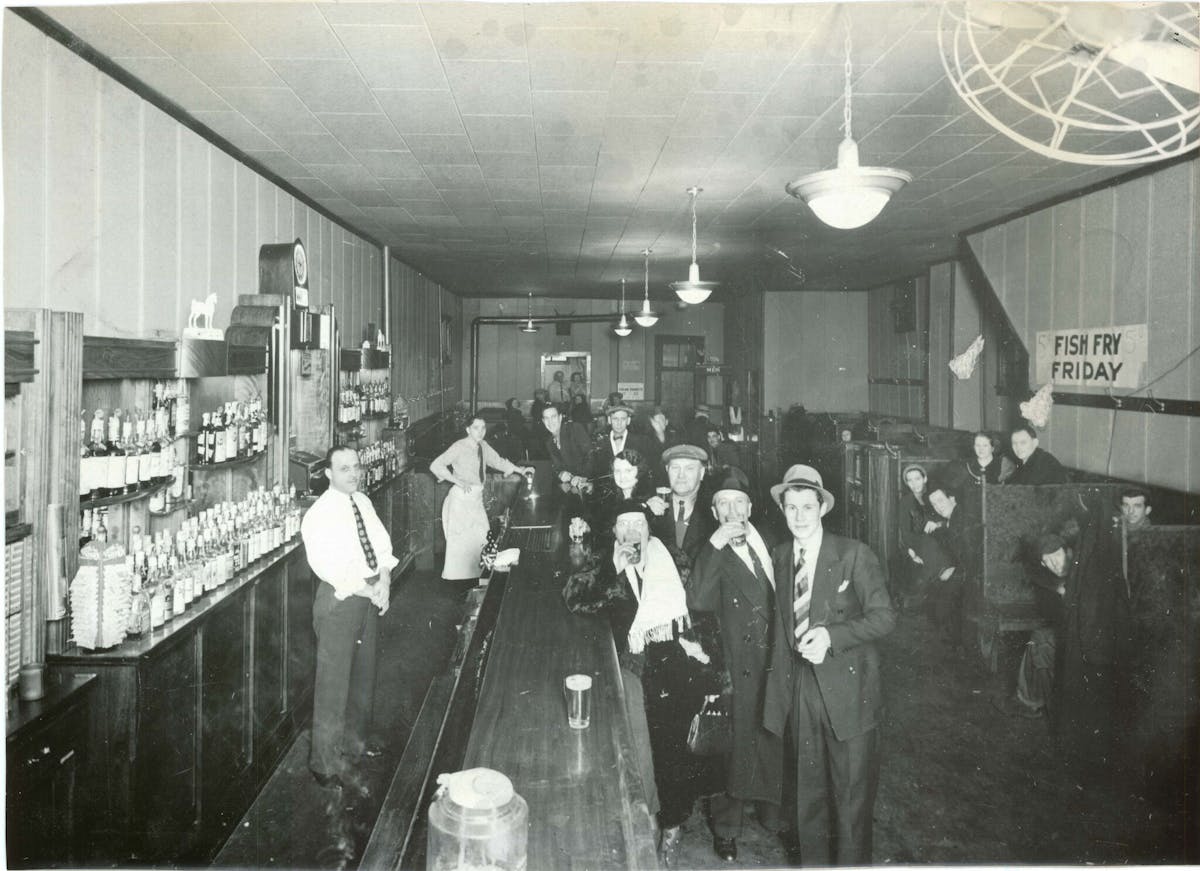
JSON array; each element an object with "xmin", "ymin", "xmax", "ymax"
[
  {"xmin": 362, "ymin": 475, "xmax": 659, "ymax": 870},
  {"xmin": 461, "ymin": 488, "xmax": 660, "ymax": 870}
]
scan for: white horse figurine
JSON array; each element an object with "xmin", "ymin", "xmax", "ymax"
[{"xmin": 188, "ymin": 293, "xmax": 218, "ymax": 330}]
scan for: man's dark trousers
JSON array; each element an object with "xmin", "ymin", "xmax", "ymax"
[
  {"xmin": 789, "ymin": 654, "xmax": 880, "ymax": 866},
  {"xmin": 311, "ymin": 582, "xmax": 378, "ymax": 777}
]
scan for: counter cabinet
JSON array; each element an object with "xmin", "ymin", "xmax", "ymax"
[{"xmin": 47, "ymin": 542, "xmax": 317, "ymax": 865}]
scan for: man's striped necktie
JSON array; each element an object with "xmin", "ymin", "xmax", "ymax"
[{"xmin": 793, "ymin": 547, "xmax": 810, "ymax": 648}]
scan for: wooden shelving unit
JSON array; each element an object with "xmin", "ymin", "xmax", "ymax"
[
  {"xmin": 79, "ymin": 476, "xmax": 174, "ymax": 511},
  {"xmin": 189, "ymin": 450, "xmax": 269, "ymax": 472}
]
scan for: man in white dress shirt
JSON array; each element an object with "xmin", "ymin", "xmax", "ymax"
[{"xmin": 301, "ymin": 445, "xmax": 398, "ymax": 793}]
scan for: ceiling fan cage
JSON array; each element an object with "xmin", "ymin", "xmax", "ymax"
[{"xmin": 939, "ymin": 2, "xmax": 1200, "ymax": 166}]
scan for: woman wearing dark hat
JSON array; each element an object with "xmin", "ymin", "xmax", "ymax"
[
  {"xmin": 563, "ymin": 500, "xmax": 723, "ymax": 867},
  {"xmin": 898, "ymin": 463, "xmax": 943, "ymax": 608},
  {"xmin": 688, "ymin": 467, "xmax": 784, "ymax": 862},
  {"xmin": 430, "ymin": 413, "xmax": 533, "ymax": 585}
]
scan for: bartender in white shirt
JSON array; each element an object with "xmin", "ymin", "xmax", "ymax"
[{"xmin": 301, "ymin": 445, "xmax": 398, "ymax": 794}]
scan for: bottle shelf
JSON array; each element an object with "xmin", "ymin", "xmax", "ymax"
[
  {"xmin": 81, "ymin": 476, "xmax": 175, "ymax": 511},
  {"xmin": 189, "ymin": 451, "xmax": 268, "ymax": 471},
  {"xmin": 362, "ymin": 412, "xmax": 390, "ymax": 421},
  {"xmin": 336, "ymin": 420, "xmax": 363, "ymax": 430},
  {"xmin": 148, "ymin": 499, "xmax": 195, "ymax": 518}
]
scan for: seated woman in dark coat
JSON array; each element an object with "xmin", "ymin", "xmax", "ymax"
[
  {"xmin": 563, "ymin": 501, "xmax": 723, "ymax": 866},
  {"xmin": 961, "ymin": 430, "xmax": 1013, "ymax": 485},
  {"xmin": 898, "ymin": 464, "xmax": 944, "ymax": 603},
  {"xmin": 568, "ymin": 392, "xmax": 593, "ymax": 429},
  {"xmin": 588, "ymin": 449, "xmax": 656, "ymax": 546}
]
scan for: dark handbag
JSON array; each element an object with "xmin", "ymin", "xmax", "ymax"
[{"xmin": 686, "ymin": 694, "xmax": 732, "ymax": 756}]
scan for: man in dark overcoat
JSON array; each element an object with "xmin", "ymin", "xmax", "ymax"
[
  {"xmin": 688, "ymin": 467, "xmax": 783, "ymax": 863},
  {"xmin": 762, "ymin": 464, "xmax": 896, "ymax": 867},
  {"xmin": 648, "ymin": 443, "xmax": 717, "ymax": 578}
]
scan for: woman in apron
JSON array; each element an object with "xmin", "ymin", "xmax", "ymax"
[{"xmin": 430, "ymin": 413, "xmax": 532, "ymax": 582}]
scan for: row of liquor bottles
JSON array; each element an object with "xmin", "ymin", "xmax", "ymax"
[
  {"xmin": 80, "ymin": 407, "xmax": 182, "ymax": 502},
  {"xmin": 101, "ymin": 486, "xmax": 301, "ymax": 635},
  {"xmin": 357, "ymin": 439, "xmax": 403, "ymax": 489},
  {"xmin": 339, "ymin": 372, "xmax": 391, "ymax": 423},
  {"xmin": 193, "ymin": 399, "xmax": 270, "ymax": 465}
]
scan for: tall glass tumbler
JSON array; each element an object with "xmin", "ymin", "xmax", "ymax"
[{"xmin": 564, "ymin": 674, "xmax": 593, "ymax": 730}]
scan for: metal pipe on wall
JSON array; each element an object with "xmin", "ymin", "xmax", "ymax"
[{"xmin": 469, "ymin": 314, "xmax": 629, "ymax": 411}]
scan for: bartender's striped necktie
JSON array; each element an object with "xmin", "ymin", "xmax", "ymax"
[{"xmin": 793, "ymin": 547, "xmax": 810, "ymax": 648}]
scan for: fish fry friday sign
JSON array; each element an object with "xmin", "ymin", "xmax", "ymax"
[{"xmin": 1035, "ymin": 323, "xmax": 1147, "ymax": 388}]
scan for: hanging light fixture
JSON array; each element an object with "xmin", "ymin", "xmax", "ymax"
[
  {"xmin": 785, "ymin": 9, "xmax": 911, "ymax": 229},
  {"xmin": 613, "ymin": 279, "xmax": 633, "ymax": 337},
  {"xmin": 519, "ymin": 292, "xmax": 539, "ymax": 333},
  {"xmin": 669, "ymin": 187, "xmax": 719, "ymax": 305},
  {"xmin": 633, "ymin": 248, "xmax": 659, "ymax": 328}
]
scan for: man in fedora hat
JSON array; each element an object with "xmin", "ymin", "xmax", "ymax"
[
  {"xmin": 762, "ymin": 464, "xmax": 895, "ymax": 866},
  {"xmin": 688, "ymin": 467, "xmax": 784, "ymax": 863},
  {"xmin": 685, "ymin": 402, "xmax": 714, "ymax": 451},
  {"xmin": 591, "ymin": 403, "xmax": 651, "ymax": 479},
  {"xmin": 648, "ymin": 443, "xmax": 717, "ymax": 575}
]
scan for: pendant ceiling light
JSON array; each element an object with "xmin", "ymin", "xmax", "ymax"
[
  {"xmin": 519, "ymin": 292, "xmax": 539, "ymax": 333},
  {"xmin": 669, "ymin": 187, "xmax": 719, "ymax": 305},
  {"xmin": 633, "ymin": 248, "xmax": 659, "ymax": 328},
  {"xmin": 614, "ymin": 279, "xmax": 633, "ymax": 337},
  {"xmin": 785, "ymin": 9, "xmax": 911, "ymax": 229}
]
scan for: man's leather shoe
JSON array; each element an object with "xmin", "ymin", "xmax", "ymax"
[{"xmin": 712, "ymin": 835, "xmax": 737, "ymax": 862}]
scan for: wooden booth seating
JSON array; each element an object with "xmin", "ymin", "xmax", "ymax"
[
  {"xmin": 965, "ymin": 483, "xmax": 1124, "ymax": 672},
  {"xmin": 1122, "ymin": 524, "xmax": 1199, "ymax": 817}
]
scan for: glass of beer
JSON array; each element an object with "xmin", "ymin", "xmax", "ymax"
[{"xmin": 564, "ymin": 674, "xmax": 593, "ymax": 729}]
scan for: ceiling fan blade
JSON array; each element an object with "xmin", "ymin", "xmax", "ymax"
[
  {"xmin": 1109, "ymin": 39, "xmax": 1200, "ymax": 92},
  {"xmin": 966, "ymin": 0, "xmax": 1057, "ymax": 30},
  {"xmin": 1063, "ymin": 3, "xmax": 1154, "ymax": 46}
]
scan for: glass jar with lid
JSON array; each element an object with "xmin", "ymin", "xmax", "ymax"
[{"xmin": 427, "ymin": 768, "xmax": 527, "ymax": 871}]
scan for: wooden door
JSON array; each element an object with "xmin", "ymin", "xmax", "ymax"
[{"xmin": 655, "ymin": 336, "xmax": 704, "ymax": 423}]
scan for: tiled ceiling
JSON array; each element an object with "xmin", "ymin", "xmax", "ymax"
[{"xmin": 40, "ymin": 1, "xmax": 1197, "ymax": 298}]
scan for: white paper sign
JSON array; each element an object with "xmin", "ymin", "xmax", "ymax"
[
  {"xmin": 1035, "ymin": 323, "xmax": 1147, "ymax": 388},
  {"xmin": 617, "ymin": 381, "xmax": 645, "ymax": 401}
]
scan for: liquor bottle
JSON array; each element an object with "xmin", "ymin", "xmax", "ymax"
[
  {"xmin": 135, "ymin": 415, "xmax": 153, "ymax": 490},
  {"xmin": 175, "ymin": 380, "xmax": 190, "ymax": 440},
  {"xmin": 252, "ymin": 400, "xmax": 266, "ymax": 454},
  {"xmin": 223, "ymin": 403, "xmax": 238, "ymax": 462},
  {"xmin": 79, "ymin": 508, "xmax": 93, "ymax": 550},
  {"xmin": 149, "ymin": 417, "xmax": 166, "ymax": 485},
  {"xmin": 88, "ymin": 410, "xmax": 108, "ymax": 500},
  {"xmin": 95, "ymin": 508, "xmax": 109, "ymax": 544},
  {"xmin": 119, "ymin": 415, "xmax": 138, "ymax": 494},
  {"xmin": 105, "ymin": 409, "xmax": 127, "ymax": 499},
  {"xmin": 196, "ymin": 413, "xmax": 209, "ymax": 465},
  {"xmin": 213, "ymin": 406, "xmax": 227, "ymax": 465}
]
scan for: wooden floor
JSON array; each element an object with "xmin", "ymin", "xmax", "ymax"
[{"xmin": 214, "ymin": 571, "xmax": 1192, "ymax": 870}]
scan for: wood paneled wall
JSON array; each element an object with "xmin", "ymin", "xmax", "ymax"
[
  {"xmin": 388, "ymin": 255, "xmax": 461, "ymax": 424},
  {"xmin": 461, "ymin": 297, "xmax": 724, "ymax": 407},
  {"xmin": 866, "ymin": 278, "xmax": 929, "ymax": 421},
  {"xmin": 968, "ymin": 159, "xmax": 1199, "ymax": 491},
  {"xmin": 762, "ymin": 291, "xmax": 869, "ymax": 413},
  {"xmin": 2, "ymin": 12, "xmax": 382, "ymax": 346},
  {"xmin": 928, "ymin": 264, "xmax": 954, "ymax": 428},
  {"xmin": 724, "ymin": 284, "xmax": 766, "ymax": 421}
]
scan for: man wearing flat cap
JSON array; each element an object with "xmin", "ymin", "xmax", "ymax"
[
  {"xmin": 688, "ymin": 467, "xmax": 783, "ymax": 863},
  {"xmin": 648, "ymin": 443, "xmax": 717, "ymax": 576},
  {"xmin": 591, "ymin": 403, "xmax": 652, "ymax": 479},
  {"xmin": 762, "ymin": 464, "xmax": 895, "ymax": 866}
]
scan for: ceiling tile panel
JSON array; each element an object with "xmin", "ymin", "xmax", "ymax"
[
  {"xmin": 758, "ymin": 64, "xmax": 847, "ymax": 116},
  {"xmin": 536, "ymin": 135, "xmax": 603, "ymax": 166},
  {"xmin": 317, "ymin": 163, "xmax": 385, "ymax": 190},
  {"xmin": 852, "ymin": 29, "xmax": 945, "ymax": 96},
  {"xmin": 462, "ymin": 115, "xmax": 536, "ymax": 153},
  {"xmin": 334, "ymin": 26, "xmax": 448, "ymax": 89},
  {"xmin": 217, "ymin": 4, "xmax": 346, "ymax": 60},
  {"xmin": 117, "ymin": 3, "xmax": 223, "ymax": 26},
  {"xmin": 375, "ymin": 90, "xmax": 464, "ymax": 135},
  {"xmin": 857, "ymin": 115, "xmax": 948, "ymax": 157},
  {"xmin": 614, "ymin": 5, "xmax": 721, "ymax": 63},
  {"xmin": 114, "ymin": 57, "xmax": 230, "ymax": 111},
  {"xmin": 354, "ymin": 150, "xmax": 424, "ymax": 179},
  {"xmin": 403, "ymin": 134, "xmax": 478, "ymax": 164},
  {"xmin": 216, "ymin": 87, "xmax": 325, "ymax": 135},
  {"xmin": 532, "ymin": 91, "xmax": 608, "ymax": 138},
  {"xmin": 319, "ymin": 4, "xmax": 425, "ymax": 27},
  {"xmin": 244, "ymin": 149, "xmax": 311, "ymax": 179},
  {"xmin": 900, "ymin": 134, "xmax": 993, "ymax": 168},
  {"xmin": 380, "ymin": 177, "xmax": 441, "ymax": 200},
  {"xmin": 420, "ymin": 3, "xmax": 528, "ymax": 60},
  {"xmin": 268, "ymin": 59, "xmax": 378, "ymax": 113},
  {"xmin": 488, "ymin": 179, "xmax": 542, "ymax": 203},
  {"xmin": 601, "ymin": 115, "xmax": 676, "ymax": 153},
  {"xmin": 175, "ymin": 50, "xmax": 285, "ymax": 89},
  {"xmin": 542, "ymin": 189, "xmax": 592, "ymax": 209},
  {"xmin": 528, "ymin": 27, "xmax": 619, "ymax": 91},
  {"xmin": 671, "ymin": 91, "xmax": 756, "ymax": 137},
  {"xmin": 287, "ymin": 177, "xmax": 341, "ymax": 200},
  {"xmin": 607, "ymin": 62, "xmax": 702, "ymax": 116},
  {"xmin": 192, "ymin": 110, "xmax": 276, "ymax": 150},
  {"xmin": 319, "ymin": 113, "xmax": 406, "ymax": 151},
  {"xmin": 271, "ymin": 132, "xmax": 355, "ymax": 165},
  {"xmin": 344, "ymin": 187, "xmax": 398, "ymax": 208},
  {"xmin": 424, "ymin": 164, "xmax": 487, "ymax": 190},
  {"xmin": 539, "ymin": 164, "xmax": 596, "ymax": 190},
  {"xmin": 476, "ymin": 152, "xmax": 539, "ymax": 179},
  {"xmin": 443, "ymin": 61, "xmax": 533, "ymax": 115},
  {"xmin": 697, "ymin": 29, "xmax": 797, "ymax": 93},
  {"xmin": 401, "ymin": 199, "xmax": 454, "ymax": 216}
]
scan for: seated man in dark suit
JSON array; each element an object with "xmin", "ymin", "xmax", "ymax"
[
  {"xmin": 1006, "ymin": 424, "xmax": 1068, "ymax": 484},
  {"xmin": 541, "ymin": 404, "xmax": 592, "ymax": 483}
]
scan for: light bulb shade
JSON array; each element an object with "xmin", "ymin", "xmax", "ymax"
[
  {"xmin": 786, "ymin": 137, "xmax": 911, "ymax": 230},
  {"xmin": 669, "ymin": 261, "xmax": 716, "ymax": 305},
  {"xmin": 613, "ymin": 314, "xmax": 632, "ymax": 337},
  {"xmin": 520, "ymin": 319, "xmax": 539, "ymax": 333},
  {"xmin": 633, "ymin": 299, "xmax": 659, "ymax": 327}
]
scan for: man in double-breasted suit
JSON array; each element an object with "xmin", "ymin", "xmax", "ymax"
[
  {"xmin": 688, "ymin": 468, "xmax": 783, "ymax": 863},
  {"xmin": 647, "ymin": 443, "xmax": 717, "ymax": 577},
  {"xmin": 762, "ymin": 464, "xmax": 896, "ymax": 867},
  {"xmin": 541, "ymin": 405, "xmax": 592, "ymax": 481}
]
